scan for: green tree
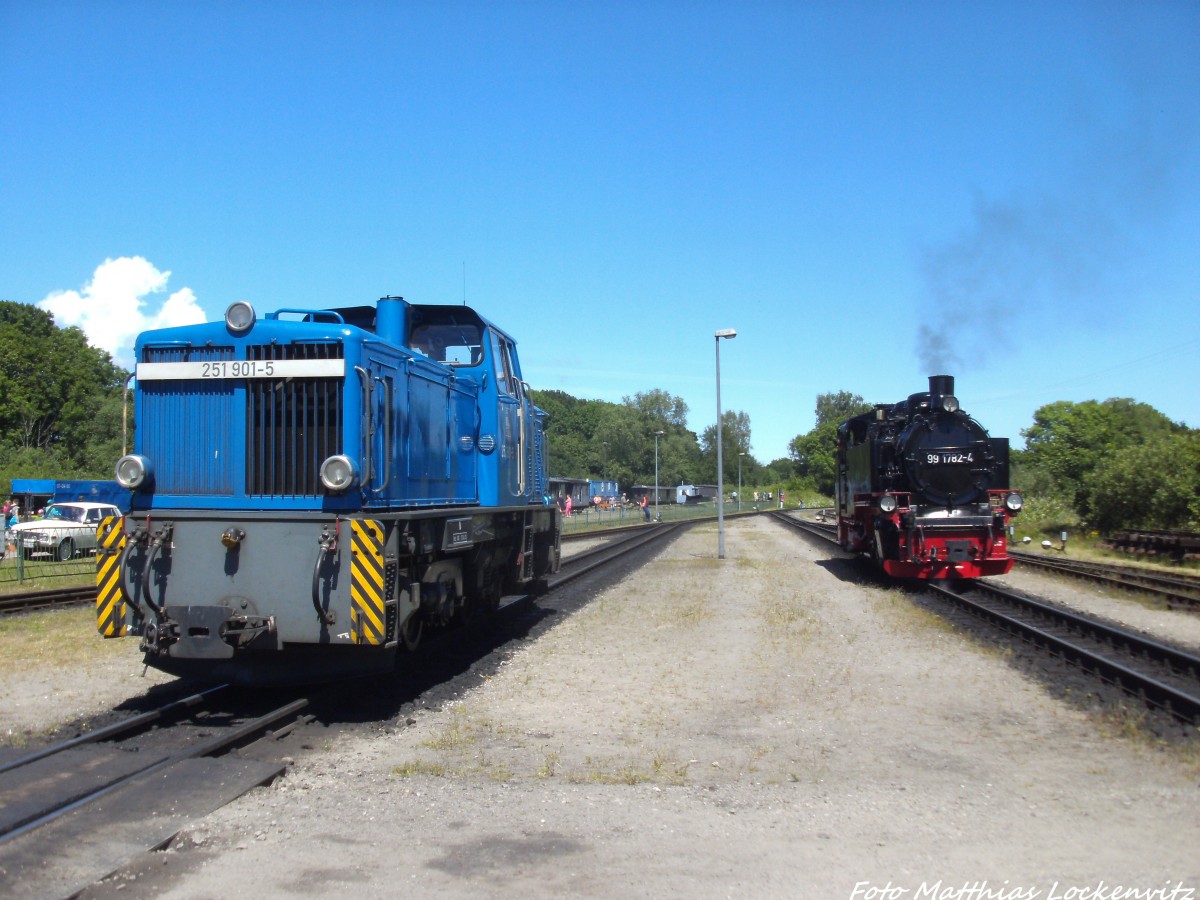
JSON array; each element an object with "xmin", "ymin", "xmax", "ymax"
[
  {"xmin": 760, "ymin": 457, "xmax": 797, "ymax": 484},
  {"xmin": 1020, "ymin": 398, "xmax": 1183, "ymax": 513},
  {"xmin": 788, "ymin": 425, "xmax": 839, "ymax": 495},
  {"xmin": 0, "ymin": 301, "xmax": 128, "ymax": 480},
  {"xmin": 814, "ymin": 391, "xmax": 874, "ymax": 428},
  {"xmin": 787, "ymin": 391, "xmax": 872, "ymax": 495},
  {"xmin": 1084, "ymin": 431, "xmax": 1200, "ymax": 532},
  {"xmin": 529, "ymin": 387, "xmax": 705, "ymax": 489},
  {"xmin": 700, "ymin": 410, "xmax": 752, "ymax": 485},
  {"xmin": 623, "ymin": 389, "xmax": 689, "ymax": 428}
]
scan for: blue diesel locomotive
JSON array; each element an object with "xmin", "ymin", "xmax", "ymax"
[{"xmin": 98, "ymin": 296, "xmax": 561, "ymax": 684}]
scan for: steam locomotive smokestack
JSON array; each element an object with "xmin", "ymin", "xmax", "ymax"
[{"xmin": 928, "ymin": 374, "xmax": 954, "ymax": 397}]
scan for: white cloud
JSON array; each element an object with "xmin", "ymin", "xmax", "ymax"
[{"xmin": 37, "ymin": 256, "xmax": 207, "ymax": 369}]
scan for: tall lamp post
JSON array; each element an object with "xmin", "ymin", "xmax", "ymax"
[
  {"xmin": 715, "ymin": 328, "xmax": 737, "ymax": 559},
  {"xmin": 654, "ymin": 430, "xmax": 665, "ymax": 522},
  {"xmin": 738, "ymin": 452, "xmax": 745, "ymax": 512}
]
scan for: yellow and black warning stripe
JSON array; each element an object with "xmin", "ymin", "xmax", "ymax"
[
  {"xmin": 95, "ymin": 516, "xmax": 128, "ymax": 638},
  {"xmin": 350, "ymin": 519, "xmax": 386, "ymax": 645}
]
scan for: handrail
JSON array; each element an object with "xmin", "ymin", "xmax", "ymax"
[
  {"xmin": 266, "ymin": 308, "xmax": 345, "ymax": 323},
  {"xmin": 372, "ymin": 375, "xmax": 392, "ymax": 493},
  {"xmin": 121, "ymin": 372, "xmax": 135, "ymax": 456},
  {"xmin": 355, "ymin": 366, "xmax": 372, "ymax": 487},
  {"xmin": 518, "ymin": 381, "xmax": 532, "ymax": 496}
]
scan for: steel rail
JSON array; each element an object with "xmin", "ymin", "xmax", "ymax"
[
  {"xmin": 0, "ymin": 585, "xmax": 96, "ymax": 615},
  {"xmin": 0, "ymin": 697, "xmax": 307, "ymax": 845},
  {"xmin": 552, "ymin": 521, "xmax": 689, "ymax": 588},
  {"xmin": 768, "ymin": 509, "xmax": 1200, "ymax": 722},
  {"xmin": 927, "ymin": 581, "xmax": 1200, "ymax": 723},
  {"xmin": 0, "ymin": 684, "xmax": 229, "ymax": 776},
  {"xmin": 766, "ymin": 510, "xmax": 840, "ymax": 544},
  {"xmin": 1010, "ymin": 551, "xmax": 1200, "ymax": 609}
]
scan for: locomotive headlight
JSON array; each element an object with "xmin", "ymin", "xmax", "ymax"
[
  {"xmin": 319, "ymin": 455, "xmax": 359, "ymax": 493},
  {"xmin": 225, "ymin": 301, "xmax": 256, "ymax": 334},
  {"xmin": 878, "ymin": 494, "xmax": 898, "ymax": 513},
  {"xmin": 1005, "ymin": 492, "xmax": 1023, "ymax": 512},
  {"xmin": 941, "ymin": 395, "xmax": 960, "ymax": 413},
  {"xmin": 115, "ymin": 454, "xmax": 153, "ymax": 490}
]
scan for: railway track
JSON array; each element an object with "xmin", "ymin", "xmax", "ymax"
[
  {"xmin": 927, "ymin": 580, "xmax": 1200, "ymax": 724},
  {"xmin": 0, "ymin": 519, "xmax": 690, "ymax": 897},
  {"xmin": 0, "ymin": 585, "xmax": 96, "ymax": 616},
  {"xmin": 1008, "ymin": 550, "xmax": 1200, "ymax": 610},
  {"xmin": 768, "ymin": 510, "xmax": 1200, "ymax": 727},
  {"xmin": 769, "ymin": 511, "xmax": 838, "ymax": 543},
  {"xmin": 556, "ymin": 520, "xmax": 689, "ymax": 582},
  {"xmin": 775, "ymin": 511, "xmax": 1200, "ymax": 608},
  {"xmin": 0, "ymin": 685, "xmax": 309, "ymax": 897}
]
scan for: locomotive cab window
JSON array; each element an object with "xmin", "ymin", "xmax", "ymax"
[
  {"xmin": 490, "ymin": 330, "xmax": 519, "ymax": 397},
  {"xmin": 409, "ymin": 322, "xmax": 483, "ymax": 366}
]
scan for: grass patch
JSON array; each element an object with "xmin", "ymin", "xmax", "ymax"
[
  {"xmin": 391, "ymin": 759, "xmax": 449, "ymax": 777},
  {"xmin": 393, "ymin": 705, "xmax": 519, "ymax": 782},
  {"xmin": 665, "ymin": 556, "xmax": 721, "ymax": 571},
  {"xmin": 566, "ymin": 751, "xmax": 690, "ymax": 786},
  {"xmin": 1093, "ymin": 705, "xmax": 1200, "ymax": 773},
  {"xmin": 648, "ymin": 595, "xmax": 715, "ymax": 629},
  {"xmin": 419, "ymin": 704, "xmax": 492, "ymax": 751},
  {"xmin": 0, "ymin": 606, "xmax": 130, "ymax": 675},
  {"xmin": 0, "ymin": 565, "xmax": 96, "ymax": 594},
  {"xmin": 759, "ymin": 590, "xmax": 812, "ymax": 629},
  {"xmin": 534, "ymin": 751, "xmax": 560, "ymax": 779},
  {"xmin": 871, "ymin": 589, "xmax": 962, "ymax": 638}
]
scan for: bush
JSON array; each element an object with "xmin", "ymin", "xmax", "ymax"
[{"xmin": 1084, "ymin": 432, "xmax": 1200, "ymax": 533}]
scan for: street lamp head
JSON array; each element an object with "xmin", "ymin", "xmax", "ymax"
[
  {"xmin": 655, "ymin": 430, "xmax": 665, "ymax": 436},
  {"xmin": 715, "ymin": 328, "xmax": 737, "ymax": 339}
]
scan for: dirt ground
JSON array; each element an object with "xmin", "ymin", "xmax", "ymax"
[{"xmin": 7, "ymin": 516, "xmax": 1200, "ymax": 898}]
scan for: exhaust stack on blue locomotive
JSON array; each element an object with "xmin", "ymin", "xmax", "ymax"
[
  {"xmin": 97, "ymin": 296, "xmax": 561, "ymax": 684},
  {"xmin": 834, "ymin": 374, "xmax": 1022, "ymax": 579}
]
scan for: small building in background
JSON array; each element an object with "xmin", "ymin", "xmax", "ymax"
[{"xmin": 675, "ymin": 484, "xmax": 717, "ymax": 504}]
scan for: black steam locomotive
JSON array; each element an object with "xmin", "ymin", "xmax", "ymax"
[{"xmin": 835, "ymin": 375, "xmax": 1022, "ymax": 578}]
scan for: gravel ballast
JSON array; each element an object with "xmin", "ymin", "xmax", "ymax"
[{"xmin": 7, "ymin": 515, "xmax": 1200, "ymax": 897}]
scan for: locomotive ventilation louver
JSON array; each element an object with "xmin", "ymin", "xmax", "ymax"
[{"xmin": 138, "ymin": 342, "xmax": 345, "ymax": 496}]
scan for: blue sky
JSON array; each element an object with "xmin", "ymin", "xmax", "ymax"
[{"xmin": 2, "ymin": 1, "xmax": 1198, "ymax": 464}]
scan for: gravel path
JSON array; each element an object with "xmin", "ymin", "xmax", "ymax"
[{"xmin": 8, "ymin": 516, "xmax": 1200, "ymax": 898}]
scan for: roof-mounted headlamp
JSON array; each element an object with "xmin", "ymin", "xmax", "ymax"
[{"xmin": 225, "ymin": 301, "xmax": 256, "ymax": 334}]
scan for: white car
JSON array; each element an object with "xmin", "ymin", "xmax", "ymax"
[{"xmin": 9, "ymin": 502, "xmax": 123, "ymax": 561}]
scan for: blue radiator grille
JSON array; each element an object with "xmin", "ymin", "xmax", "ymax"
[
  {"xmin": 140, "ymin": 346, "xmax": 236, "ymax": 495},
  {"xmin": 138, "ymin": 343, "xmax": 344, "ymax": 499},
  {"xmin": 246, "ymin": 344, "xmax": 344, "ymax": 497}
]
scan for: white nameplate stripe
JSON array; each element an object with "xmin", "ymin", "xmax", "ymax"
[{"xmin": 136, "ymin": 359, "xmax": 346, "ymax": 381}]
